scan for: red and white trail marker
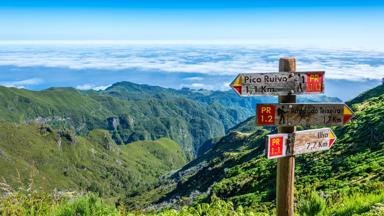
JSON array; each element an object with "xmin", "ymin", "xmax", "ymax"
[{"xmin": 266, "ymin": 134, "xmax": 290, "ymax": 159}]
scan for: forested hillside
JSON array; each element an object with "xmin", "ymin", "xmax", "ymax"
[
  {"xmin": 0, "ymin": 83, "xmax": 250, "ymax": 159},
  {"xmin": 0, "ymin": 122, "xmax": 187, "ymax": 200},
  {"xmin": 0, "ymin": 82, "xmax": 339, "ymax": 158}
]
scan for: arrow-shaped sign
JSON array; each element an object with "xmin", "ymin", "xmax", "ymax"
[
  {"xmin": 292, "ymin": 128, "xmax": 337, "ymax": 156},
  {"xmin": 230, "ymin": 71, "xmax": 324, "ymax": 96},
  {"xmin": 256, "ymin": 103, "xmax": 354, "ymax": 127},
  {"xmin": 343, "ymin": 105, "xmax": 354, "ymax": 124},
  {"xmin": 266, "ymin": 128, "xmax": 337, "ymax": 159}
]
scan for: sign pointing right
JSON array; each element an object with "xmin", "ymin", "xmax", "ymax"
[
  {"xmin": 292, "ymin": 128, "xmax": 337, "ymax": 156},
  {"xmin": 257, "ymin": 103, "xmax": 354, "ymax": 127},
  {"xmin": 266, "ymin": 128, "xmax": 337, "ymax": 159}
]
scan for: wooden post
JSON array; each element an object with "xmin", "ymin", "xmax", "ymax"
[{"xmin": 276, "ymin": 57, "xmax": 296, "ymax": 216}]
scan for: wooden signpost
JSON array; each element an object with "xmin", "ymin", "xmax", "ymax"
[
  {"xmin": 230, "ymin": 71, "xmax": 324, "ymax": 96},
  {"xmin": 266, "ymin": 128, "xmax": 337, "ymax": 159},
  {"xmin": 276, "ymin": 58, "xmax": 295, "ymax": 216},
  {"xmin": 256, "ymin": 103, "xmax": 354, "ymax": 127},
  {"xmin": 230, "ymin": 57, "xmax": 355, "ymax": 216}
]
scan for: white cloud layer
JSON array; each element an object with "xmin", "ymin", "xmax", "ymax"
[
  {"xmin": 0, "ymin": 45, "xmax": 383, "ymax": 81},
  {"xmin": 183, "ymin": 76, "xmax": 204, "ymax": 81},
  {"xmin": 0, "ymin": 78, "xmax": 43, "ymax": 89},
  {"xmin": 182, "ymin": 83, "xmax": 213, "ymax": 90},
  {"xmin": 76, "ymin": 84, "xmax": 111, "ymax": 91}
]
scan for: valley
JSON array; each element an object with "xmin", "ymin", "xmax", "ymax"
[{"xmin": 0, "ymin": 82, "xmax": 382, "ymax": 215}]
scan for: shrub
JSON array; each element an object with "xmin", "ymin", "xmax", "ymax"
[
  {"xmin": 154, "ymin": 195, "xmax": 270, "ymax": 216},
  {"xmin": 0, "ymin": 190, "xmax": 56, "ymax": 216},
  {"xmin": 53, "ymin": 193, "xmax": 118, "ymax": 216},
  {"xmin": 297, "ymin": 191, "xmax": 326, "ymax": 216},
  {"xmin": 327, "ymin": 191, "xmax": 384, "ymax": 216}
]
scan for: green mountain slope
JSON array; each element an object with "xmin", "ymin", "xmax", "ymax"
[
  {"xmin": 132, "ymin": 84, "xmax": 384, "ymax": 214},
  {"xmin": 0, "ymin": 85, "xmax": 239, "ymax": 158},
  {"xmin": 0, "ymin": 80, "xmax": 343, "ymax": 214},
  {"xmin": 0, "ymin": 122, "xmax": 186, "ymax": 200},
  {"xmin": 0, "ymin": 82, "xmax": 339, "ymax": 158},
  {"xmin": 348, "ymin": 83, "xmax": 384, "ymax": 105},
  {"xmin": 103, "ymin": 81, "xmax": 269, "ymax": 132}
]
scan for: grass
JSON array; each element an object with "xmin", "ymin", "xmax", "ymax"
[
  {"xmin": 297, "ymin": 191, "xmax": 326, "ymax": 216},
  {"xmin": 327, "ymin": 191, "xmax": 384, "ymax": 216},
  {"xmin": 54, "ymin": 194, "xmax": 119, "ymax": 216},
  {"xmin": 1, "ymin": 189, "xmax": 383, "ymax": 216}
]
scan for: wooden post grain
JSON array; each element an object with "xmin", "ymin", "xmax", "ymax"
[{"xmin": 276, "ymin": 57, "xmax": 296, "ymax": 216}]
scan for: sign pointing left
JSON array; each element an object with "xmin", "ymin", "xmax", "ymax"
[
  {"xmin": 230, "ymin": 71, "xmax": 325, "ymax": 96},
  {"xmin": 232, "ymin": 74, "xmax": 243, "ymax": 95}
]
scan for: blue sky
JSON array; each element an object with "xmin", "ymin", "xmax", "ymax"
[
  {"xmin": 0, "ymin": 0, "xmax": 383, "ymax": 50},
  {"xmin": 1, "ymin": 0, "xmax": 384, "ymax": 8}
]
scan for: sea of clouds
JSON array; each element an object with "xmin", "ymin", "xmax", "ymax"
[{"xmin": 0, "ymin": 44, "xmax": 383, "ymax": 97}]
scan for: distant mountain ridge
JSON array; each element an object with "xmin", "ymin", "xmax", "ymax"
[
  {"xmin": 0, "ymin": 83, "xmax": 243, "ymax": 158},
  {"xmin": 0, "ymin": 81, "xmax": 340, "ymax": 158}
]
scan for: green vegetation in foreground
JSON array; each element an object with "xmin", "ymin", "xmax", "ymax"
[
  {"xmin": 1, "ymin": 189, "xmax": 384, "ymax": 216},
  {"xmin": 0, "ymin": 122, "xmax": 186, "ymax": 203}
]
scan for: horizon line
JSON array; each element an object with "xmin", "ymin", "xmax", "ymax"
[{"xmin": 0, "ymin": 39, "xmax": 383, "ymax": 51}]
